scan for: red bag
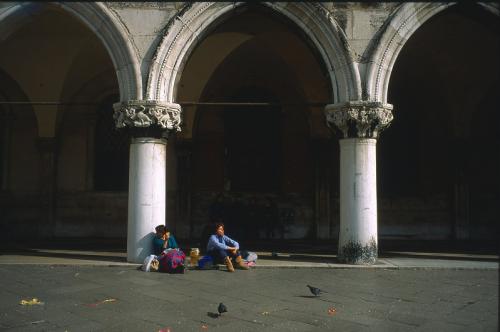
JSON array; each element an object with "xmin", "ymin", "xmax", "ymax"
[{"xmin": 158, "ymin": 249, "xmax": 186, "ymax": 273}]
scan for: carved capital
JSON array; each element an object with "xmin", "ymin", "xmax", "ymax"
[
  {"xmin": 113, "ymin": 100, "xmax": 182, "ymax": 133},
  {"xmin": 324, "ymin": 101, "xmax": 393, "ymax": 138}
]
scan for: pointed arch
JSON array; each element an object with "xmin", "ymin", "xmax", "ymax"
[
  {"xmin": 0, "ymin": 2, "xmax": 142, "ymax": 101},
  {"xmin": 147, "ymin": 2, "xmax": 361, "ymax": 104},
  {"xmin": 365, "ymin": 2, "xmax": 499, "ymax": 103}
]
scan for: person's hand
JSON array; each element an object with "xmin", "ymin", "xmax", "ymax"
[{"xmin": 228, "ymin": 247, "xmax": 237, "ymax": 254}]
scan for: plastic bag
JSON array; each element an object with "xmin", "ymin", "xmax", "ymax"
[
  {"xmin": 244, "ymin": 251, "xmax": 258, "ymax": 263},
  {"xmin": 198, "ymin": 255, "xmax": 214, "ymax": 269}
]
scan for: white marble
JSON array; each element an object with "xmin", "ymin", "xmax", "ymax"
[
  {"xmin": 338, "ymin": 138, "xmax": 378, "ymax": 262},
  {"xmin": 127, "ymin": 137, "xmax": 167, "ymax": 263}
]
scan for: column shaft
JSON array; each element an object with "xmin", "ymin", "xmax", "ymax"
[
  {"xmin": 325, "ymin": 101, "xmax": 393, "ymax": 265},
  {"xmin": 37, "ymin": 137, "xmax": 57, "ymax": 238},
  {"xmin": 127, "ymin": 137, "xmax": 167, "ymax": 263},
  {"xmin": 338, "ymin": 138, "xmax": 377, "ymax": 264},
  {"xmin": 113, "ymin": 100, "xmax": 182, "ymax": 263}
]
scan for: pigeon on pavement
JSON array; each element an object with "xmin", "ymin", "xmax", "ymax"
[
  {"xmin": 218, "ymin": 302, "xmax": 228, "ymax": 316},
  {"xmin": 307, "ymin": 284, "xmax": 327, "ymax": 297}
]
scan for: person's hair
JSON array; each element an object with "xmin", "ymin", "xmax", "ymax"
[
  {"xmin": 215, "ymin": 222, "xmax": 224, "ymax": 232},
  {"xmin": 155, "ymin": 225, "xmax": 166, "ymax": 234}
]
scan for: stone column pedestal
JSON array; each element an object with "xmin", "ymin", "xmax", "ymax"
[
  {"xmin": 114, "ymin": 100, "xmax": 181, "ymax": 263},
  {"xmin": 325, "ymin": 101, "xmax": 393, "ymax": 264}
]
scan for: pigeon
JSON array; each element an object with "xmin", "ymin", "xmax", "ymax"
[
  {"xmin": 218, "ymin": 302, "xmax": 228, "ymax": 316},
  {"xmin": 307, "ymin": 284, "xmax": 327, "ymax": 297}
]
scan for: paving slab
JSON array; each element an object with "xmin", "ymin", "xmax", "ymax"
[
  {"xmin": 0, "ymin": 248, "xmax": 498, "ymax": 270},
  {"xmin": 0, "ymin": 266, "xmax": 497, "ymax": 331},
  {"xmin": 0, "ymin": 244, "xmax": 497, "ymax": 331}
]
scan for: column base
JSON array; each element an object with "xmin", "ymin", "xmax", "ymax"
[{"xmin": 338, "ymin": 237, "xmax": 378, "ymax": 265}]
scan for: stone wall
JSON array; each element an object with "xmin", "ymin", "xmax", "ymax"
[
  {"xmin": 0, "ymin": 192, "xmax": 42, "ymax": 238},
  {"xmin": 379, "ymin": 195, "xmax": 452, "ymax": 240},
  {"xmin": 0, "ymin": 192, "xmax": 127, "ymax": 239},
  {"xmin": 0, "ymin": 187, "xmax": 496, "ymax": 241},
  {"xmin": 185, "ymin": 190, "xmax": 315, "ymax": 241},
  {"xmin": 0, "ymin": 2, "xmax": 498, "ymax": 242},
  {"xmin": 54, "ymin": 192, "xmax": 128, "ymax": 237}
]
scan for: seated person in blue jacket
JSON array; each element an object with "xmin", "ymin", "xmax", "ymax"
[
  {"xmin": 153, "ymin": 224, "xmax": 178, "ymax": 256},
  {"xmin": 206, "ymin": 222, "xmax": 248, "ymax": 272}
]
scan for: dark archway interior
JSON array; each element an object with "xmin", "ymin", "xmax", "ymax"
[
  {"xmin": 223, "ymin": 87, "xmax": 282, "ymax": 193},
  {"xmin": 94, "ymin": 94, "xmax": 130, "ymax": 191},
  {"xmin": 0, "ymin": 69, "xmax": 37, "ymax": 194},
  {"xmin": 0, "ymin": 4, "xmax": 125, "ymax": 239},
  {"xmin": 178, "ymin": 6, "xmax": 332, "ymax": 242},
  {"xmin": 381, "ymin": 4, "xmax": 500, "ymax": 240}
]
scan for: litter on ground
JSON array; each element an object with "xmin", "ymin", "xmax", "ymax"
[
  {"xmin": 20, "ymin": 298, "xmax": 44, "ymax": 306},
  {"xmin": 85, "ymin": 298, "xmax": 117, "ymax": 307}
]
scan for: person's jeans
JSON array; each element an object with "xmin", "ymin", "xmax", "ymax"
[{"xmin": 207, "ymin": 248, "xmax": 240, "ymax": 264}]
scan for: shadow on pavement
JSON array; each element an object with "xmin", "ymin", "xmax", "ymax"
[
  {"xmin": 0, "ymin": 248, "xmax": 127, "ymax": 263},
  {"xmin": 0, "ymin": 237, "xmax": 497, "ymax": 265},
  {"xmin": 378, "ymin": 251, "xmax": 499, "ymax": 262}
]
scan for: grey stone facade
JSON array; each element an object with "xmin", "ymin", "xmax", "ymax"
[{"xmin": 0, "ymin": 2, "xmax": 498, "ymax": 243}]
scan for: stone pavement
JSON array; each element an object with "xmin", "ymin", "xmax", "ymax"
[
  {"xmin": 0, "ymin": 265, "xmax": 497, "ymax": 331},
  {"xmin": 0, "ymin": 241, "xmax": 498, "ymax": 331},
  {"xmin": 0, "ymin": 248, "xmax": 499, "ymax": 270}
]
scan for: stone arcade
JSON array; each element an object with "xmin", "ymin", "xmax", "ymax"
[{"xmin": 0, "ymin": 2, "xmax": 498, "ymax": 264}]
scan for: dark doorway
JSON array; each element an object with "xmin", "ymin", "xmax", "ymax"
[
  {"xmin": 177, "ymin": 5, "xmax": 331, "ymax": 242},
  {"xmin": 224, "ymin": 88, "xmax": 282, "ymax": 193},
  {"xmin": 94, "ymin": 94, "xmax": 130, "ymax": 191},
  {"xmin": 381, "ymin": 4, "xmax": 500, "ymax": 240}
]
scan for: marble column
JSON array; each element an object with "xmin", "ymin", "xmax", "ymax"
[
  {"xmin": 113, "ymin": 100, "xmax": 181, "ymax": 263},
  {"xmin": 325, "ymin": 101, "xmax": 393, "ymax": 264},
  {"xmin": 37, "ymin": 137, "xmax": 58, "ymax": 238},
  {"xmin": 0, "ymin": 109, "xmax": 13, "ymax": 190},
  {"xmin": 84, "ymin": 113, "xmax": 97, "ymax": 191}
]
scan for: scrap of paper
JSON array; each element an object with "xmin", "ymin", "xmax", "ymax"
[
  {"xmin": 20, "ymin": 298, "xmax": 44, "ymax": 306},
  {"xmin": 85, "ymin": 298, "xmax": 117, "ymax": 307},
  {"xmin": 328, "ymin": 307, "xmax": 337, "ymax": 315},
  {"xmin": 158, "ymin": 328, "xmax": 171, "ymax": 332}
]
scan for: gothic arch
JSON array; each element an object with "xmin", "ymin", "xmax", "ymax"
[
  {"xmin": 365, "ymin": 2, "xmax": 500, "ymax": 103},
  {"xmin": 0, "ymin": 2, "xmax": 142, "ymax": 101},
  {"xmin": 147, "ymin": 2, "xmax": 361, "ymax": 104}
]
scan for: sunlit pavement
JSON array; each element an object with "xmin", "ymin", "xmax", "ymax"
[
  {"xmin": 0, "ymin": 244, "xmax": 498, "ymax": 332},
  {"xmin": 0, "ymin": 246, "xmax": 498, "ymax": 270},
  {"xmin": 0, "ymin": 264, "xmax": 498, "ymax": 331}
]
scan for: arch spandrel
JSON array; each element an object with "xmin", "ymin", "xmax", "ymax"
[
  {"xmin": 147, "ymin": 2, "xmax": 361, "ymax": 104},
  {"xmin": 0, "ymin": 2, "xmax": 142, "ymax": 102}
]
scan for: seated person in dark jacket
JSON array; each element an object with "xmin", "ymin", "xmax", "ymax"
[
  {"xmin": 206, "ymin": 222, "xmax": 248, "ymax": 272},
  {"xmin": 153, "ymin": 224, "xmax": 179, "ymax": 256}
]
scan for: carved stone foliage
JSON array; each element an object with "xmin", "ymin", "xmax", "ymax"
[
  {"xmin": 113, "ymin": 100, "xmax": 182, "ymax": 133},
  {"xmin": 324, "ymin": 101, "xmax": 393, "ymax": 138}
]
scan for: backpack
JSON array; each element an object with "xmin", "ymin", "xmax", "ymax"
[{"xmin": 158, "ymin": 249, "xmax": 186, "ymax": 273}]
